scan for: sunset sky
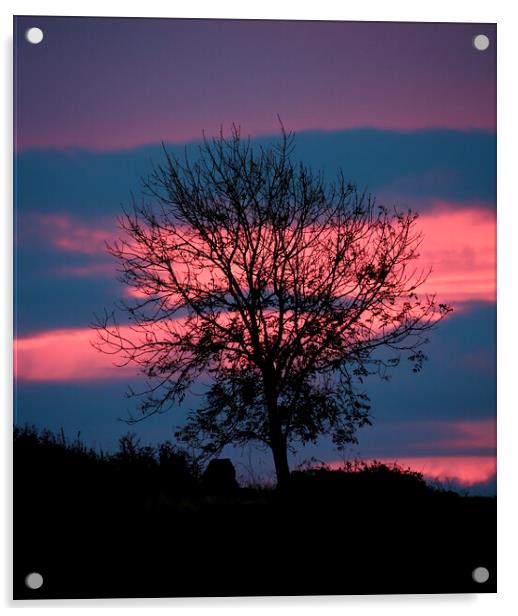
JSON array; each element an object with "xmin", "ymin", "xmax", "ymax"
[{"xmin": 14, "ymin": 16, "xmax": 496, "ymax": 492}]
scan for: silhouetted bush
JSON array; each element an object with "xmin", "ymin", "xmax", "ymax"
[
  {"xmin": 288, "ymin": 460, "xmax": 434, "ymax": 500},
  {"xmin": 13, "ymin": 425, "xmax": 200, "ymax": 509}
]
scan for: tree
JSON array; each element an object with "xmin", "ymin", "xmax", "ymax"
[{"xmin": 93, "ymin": 125, "xmax": 451, "ymax": 487}]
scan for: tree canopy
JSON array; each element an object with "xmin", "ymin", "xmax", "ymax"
[{"xmin": 93, "ymin": 125, "xmax": 451, "ymax": 486}]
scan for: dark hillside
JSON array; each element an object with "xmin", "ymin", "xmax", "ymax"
[{"xmin": 14, "ymin": 426, "xmax": 496, "ymax": 598}]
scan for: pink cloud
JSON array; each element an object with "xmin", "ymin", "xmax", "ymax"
[
  {"xmin": 21, "ymin": 213, "xmax": 117, "ymax": 255},
  {"xmin": 14, "ymin": 203, "xmax": 495, "ymax": 382},
  {"xmin": 14, "ymin": 316, "xmax": 198, "ymax": 382},
  {"xmin": 327, "ymin": 455, "xmax": 496, "ymax": 487},
  {"xmin": 417, "ymin": 204, "xmax": 496, "ymax": 305},
  {"xmin": 363, "ymin": 419, "xmax": 496, "ymax": 456},
  {"xmin": 451, "ymin": 420, "xmax": 496, "ymax": 450},
  {"xmin": 23, "ymin": 203, "xmax": 495, "ymax": 308},
  {"xmin": 418, "ymin": 419, "xmax": 496, "ymax": 453},
  {"xmin": 14, "ymin": 327, "xmax": 138, "ymax": 381},
  {"xmin": 380, "ymin": 456, "xmax": 496, "ymax": 486}
]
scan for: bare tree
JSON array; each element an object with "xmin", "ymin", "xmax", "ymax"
[{"xmin": 93, "ymin": 125, "xmax": 451, "ymax": 487}]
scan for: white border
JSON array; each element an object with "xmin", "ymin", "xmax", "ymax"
[{"xmin": 2, "ymin": 1, "xmax": 517, "ymax": 614}]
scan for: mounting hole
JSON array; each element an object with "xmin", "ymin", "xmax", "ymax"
[
  {"xmin": 25, "ymin": 572, "xmax": 43, "ymax": 590},
  {"xmin": 25, "ymin": 27, "xmax": 44, "ymax": 45},
  {"xmin": 472, "ymin": 566, "xmax": 489, "ymax": 583},
  {"xmin": 473, "ymin": 34, "xmax": 490, "ymax": 51}
]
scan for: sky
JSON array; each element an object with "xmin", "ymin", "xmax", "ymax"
[{"xmin": 13, "ymin": 16, "xmax": 496, "ymax": 493}]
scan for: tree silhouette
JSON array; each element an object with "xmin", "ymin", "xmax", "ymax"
[{"xmin": 93, "ymin": 125, "xmax": 451, "ymax": 487}]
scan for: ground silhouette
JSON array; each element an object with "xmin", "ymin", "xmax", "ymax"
[{"xmin": 14, "ymin": 426, "xmax": 495, "ymax": 598}]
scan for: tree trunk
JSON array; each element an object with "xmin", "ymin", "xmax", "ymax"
[
  {"xmin": 270, "ymin": 423, "xmax": 290, "ymax": 489},
  {"xmin": 263, "ymin": 367, "xmax": 290, "ymax": 488}
]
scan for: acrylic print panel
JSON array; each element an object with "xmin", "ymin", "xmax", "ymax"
[{"xmin": 13, "ymin": 16, "xmax": 496, "ymax": 599}]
